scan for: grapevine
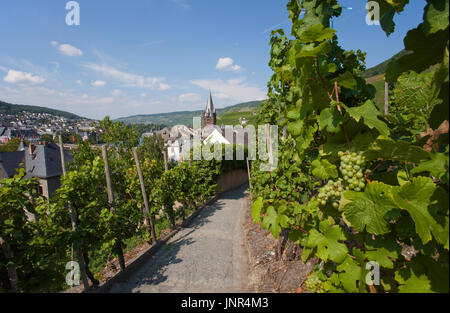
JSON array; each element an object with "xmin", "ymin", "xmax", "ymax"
[{"xmin": 250, "ymin": 0, "xmax": 449, "ymax": 293}]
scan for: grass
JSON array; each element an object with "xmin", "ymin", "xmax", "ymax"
[
  {"xmin": 369, "ymin": 76, "xmax": 387, "ymax": 112},
  {"xmin": 217, "ymin": 110, "xmax": 258, "ymax": 126}
]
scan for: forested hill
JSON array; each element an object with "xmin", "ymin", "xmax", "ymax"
[
  {"xmin": 115, "ymin": 100, "xmax": 265, "ymax": 126},
  {"xmin": 361, "ymin": 49, "xmax": 411, "ymax": 78},
  {"xmin": 0, "ymin": 100, "xmax": 83, "ymax": 119}
]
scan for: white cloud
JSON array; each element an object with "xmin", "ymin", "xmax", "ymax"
[
  {"xmin": 231, "ymin": 65, "xmax": 241, "ymax": 71},
  {"xmin": 99, "ymin": 97, "xmax": 114, "ymax": 104},
  {"xmin": 76, "ymin": 80, "xmax": 83, "ymax": 85},
  {"xmin": 85, "ymin": 63, "xmax": 170, "ymax": 91},
  {"xmin": 111, "ymin": 89, "xmax": 121, "ymax": 96},
  {"xmin": 179, "ymin": 93, "xmax": 202, "ymax": 103},
  {"xmin": 191, "ymin": 77, "xmax": 266, "ymax": 103},
  {"xmin": 54, "ymin": 43, "xmax": 83, "ymax": 57},
  {"xmin": 3, "ymin": 86, "xmax": 19, "ymax": 94},
  {"xmin": 91, "ymin": 80, "xmax": 106, "ymax": 87},
  {"xmin": 216, "ymin": 57, "xmax": 233, "ymax": 70},
  {"xmin": 171, "ymin": 0, "xmax": 190, "ymax": 9},
  {"xmin": 82, "ymin": 93, "xmax": 88, "ymax": 99},
  {"xmin": 3, "ymin": 69, "xmax": 45, "ymax": 84},
  {"xmin": 216, "ymin": 57, "xmax": 242, "ymax": 72}
]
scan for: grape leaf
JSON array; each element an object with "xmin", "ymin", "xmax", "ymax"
[
  {"xmin": 423, "ymin": 0, "xmax": 449, "ymax": 35},
  {"xmin": 365, "ymin": 237, "xmax": 400, "ymax": 269},
  {"xmin": 411, "ymin": 151, "xmax": 449, "ymax": 183},
  {"xmin": 342, "ymin": 182, "xmax": 396, "ymax": 235},
  {"xmin": 392, "ymin": 176, "xmax": 444, "ymax": 244},
  {"xmin": 333, "ymin": 71, "xmax": 357, "ymax": 90},
  {"xmin": 386, "ymin": 24, "xmax": 448, "ymax": 83},
  {"xmin": 296, "ymin": 41, "xmax": 332, "ymax": 58},
  {"xmin": 318, "ymin": 106, "xmax": 344, "ymax": 133},
  {"xmin": 336, "ymin": 248, "xmax": 369, "ymax": 293},
  {"xmin": 397, "ymin": 269, "xmax": 433, "ymax": 293},
  {"xmin": 306, "ymin": 219, "xmax": 348, "ymax": 263},
  {"xmin": 299, "ymin": 24, "xmax": 336, "ymax": 43},
  {"xmin": 337, "ymin": 256, "xmax": 362, "ymax": 293},
  {"xmin": 295, "ymin": 125, "xmax": 317, "ymax": 155},
  {"xmin": 363, "ymin": 136, "xmax": 431, "ymax": 163},
  {"xmin": 395, "ymin": 263, "xmax": 433, "ymax": 293},
  {"xmin": 261, "ymin": 206, "xmax": 289, "ymax": 238},
  {"xmin": 286, "ymin": 109, "xmax": 300, "ymax": 120},
  {"xmin": 345, "ymin": 101, "xmax": 390, "ymax": 136},
  {"xmin": 311, "ymin": 159, "xmax": 338, "ymax": 180},
  {"xmin": 371, "ymin": 0, "xmax": 410, "ymax": 36},
  {"xmin": 287, "ymin": 119, "xmax": 304, "ymax": 136}
]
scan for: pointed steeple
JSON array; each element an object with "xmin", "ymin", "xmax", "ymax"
[{"xmin": 205, "ymin": 91, "xmax": 215, "ymax": 117}]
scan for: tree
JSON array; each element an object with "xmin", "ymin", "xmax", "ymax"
[{"xmin": 0, "ymin": 138, "xmax": 21, "ymax": 152}]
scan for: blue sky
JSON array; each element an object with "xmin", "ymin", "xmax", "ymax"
[{"xmin": 0, "ymin": 0, "xmax": 426, "ymax": 120}]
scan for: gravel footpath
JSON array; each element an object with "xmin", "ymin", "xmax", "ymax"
[{"xmin": 108, "ymin": 184, "xmax": 251, "ymax": 293}]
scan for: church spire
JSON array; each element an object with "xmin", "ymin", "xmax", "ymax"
[
  {"xmin": 205, "ymin": 90, "xmax": 215, "ymax": 117},
  {"xmin": 203, "ymin": 91, "xmax": 216, "ymax": 126}
]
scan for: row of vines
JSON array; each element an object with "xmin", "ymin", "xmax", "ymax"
[
  {"xmin": 250, "ymin": 0, "xmax": 448, "ymax": 292},
  {"xmin": 0, "ymin": 117, "xmax": 243, "ymax": 292}
]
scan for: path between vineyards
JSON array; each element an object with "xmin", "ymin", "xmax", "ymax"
[{"xmin": 109, "ymin": 184, "xmax": 251, "ymax": 293}]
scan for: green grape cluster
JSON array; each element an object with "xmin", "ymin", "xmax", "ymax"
[
  {"xmin": 317, "ymin": 179, "xmax": 344, "ymax": 208},
  {"xmin": 338, "ymin": 151, "xmax": 368, "ymax": 192},
  {"xmin": 305, "ymin": 276, "xmax": 326, "ymax": 293}
]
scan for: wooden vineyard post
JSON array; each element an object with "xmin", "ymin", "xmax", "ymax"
[
  {"xmin": 384, "ymin": 81, "xmax": 389, "ymax": 116},
  {"xmin": 132, "ymin": 147, "xmax": 157, "ymax": 245},
  {"xmin": 101, "ymin": 145, "xmax": 126, "ymax": 271},
  {"xmin": 163, "ymin": 148, "xmax": 169, "ymax": 172},
  {"xmin": 58, "ymin": 135, "xmax": 90, "ymax": 291}
]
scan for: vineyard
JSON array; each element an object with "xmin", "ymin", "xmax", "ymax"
[
  {"xmin": 0, "ymin": 117, "xmax": 246, "ymax": 292},
  {"xmin": 1, "ymin": 0, "xmax": 449, "ymax": 295},
  {"xmin": 249, "ymin": 0, "xmax": 448, "ymax": 293}
]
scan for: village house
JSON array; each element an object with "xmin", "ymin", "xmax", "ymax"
[
  {"xmin": 0, "ymin": 141, "xmax": 73, "ymax": 199},
  {"xmin": 0, "ymin": 127, "xmax": 40, "ymax": 144}
]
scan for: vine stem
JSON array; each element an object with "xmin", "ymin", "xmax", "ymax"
[
  {"xmin": 313, "ymin": 60, "xmax": 352, "ymax": 151},
  {"xmin": 365, "ymin": 161, "xmax": 385, "ymax": 183},
  {"xmin": 333, "ymin": 81, "xmax": 351, "ymax": 151},
  {"xmin": 289, "ymin": 223, "xmax": 310, "ymax": 235}
]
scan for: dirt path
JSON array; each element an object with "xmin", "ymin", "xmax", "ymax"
[{"xmin": 108, "ymin": 185, "xmax": 251, "ymax": 293}]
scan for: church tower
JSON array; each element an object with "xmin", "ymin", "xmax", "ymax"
[{"xmin": 202, "ymin": 91, "xmax": 216, "ymax": 126}]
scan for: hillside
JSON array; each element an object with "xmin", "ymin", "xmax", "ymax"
[
  {"xmin": 0, "ymin": 100, "xmax": 83, "ymax": 119},
  {"xmin": 116, "ymin": 100, "xmax": 265, "ymax": 126},
  {"xmin": 361, "ymin": 49, "xmax": 411, "ymax": 78}
]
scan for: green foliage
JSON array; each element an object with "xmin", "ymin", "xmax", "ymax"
[
  {"xmin": 0, "ymin": 100, "xmax": 82, "ymax": 119},
  {"xmin": 0, "ymin": 138, "xmax": 21, "ymax": 152},
  {"xmin": 250, "ymin": 0, "xmax": 449, "ymax": 293},
  {"xmin": 138, "ymin": 134, "xmax": 165, "ymax": 166},
  {"xmin": 115, "ymin": 100, "xmax": 264, "ymax": 127},
  {"xmin": 0, "ymin": 170, "xmax": 67, "ymax": 292},
  {"xmin": 0, "ymin": 115, "xmax": 234, "ymax": 292}
]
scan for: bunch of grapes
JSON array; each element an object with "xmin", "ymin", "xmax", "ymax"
[
  {"xmin": 305, "ymin": 276, "xmax": 326, "ymax": 293},
  {"xmin": 338, "ymin": 151, "xmax": 368, "ymax": 192},
  {"xmin": 317, "ymin": 179, "xmax": 344, "ymax": 209},
  {"xmin": 317, "ymin": 151, "xmax": 369, "ymax": 208}
]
